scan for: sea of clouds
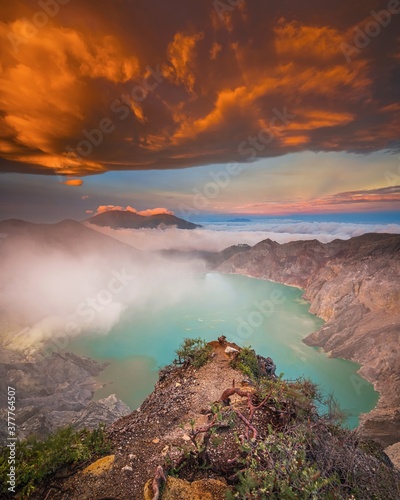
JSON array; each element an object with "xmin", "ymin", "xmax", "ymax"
[{"xmin": 86, "ymin": 219, "xmax": 400, "ymax": 252}]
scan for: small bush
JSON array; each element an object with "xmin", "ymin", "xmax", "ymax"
[
  {"xmin": 230, "ymin": 346, "xmax": 260, "ymax": 380},
  {"xmin": 0, "ymin": 424, "xmax": 110, "ymax": 497},
  {"xmin": 227, "ymin": 431, "xmax": 339, "ymax": 499},
  {"xmin": 174, "ymin": 338, "xmax": 212, "ymax": 369}
]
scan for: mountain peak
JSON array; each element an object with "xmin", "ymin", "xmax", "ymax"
[{"xmin": 85, "ymin": 210, "xmax": 201, "ymax": 230}]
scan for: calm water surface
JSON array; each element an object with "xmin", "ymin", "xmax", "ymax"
[{"xmin": 69, "ymin": 273, "xmax": 378, "ymax": 428}]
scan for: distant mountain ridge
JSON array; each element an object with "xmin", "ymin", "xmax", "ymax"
[
  {"xmin": 227, "ymin": 217, "xmax": 252, "ymax": 222},
  {"xmin": 85, "ymin": 210, "xmax": 201, "ymax": 230},
  {"xmin": 0, "ymin": 218, "xmax": 139, "ymax": 256}
]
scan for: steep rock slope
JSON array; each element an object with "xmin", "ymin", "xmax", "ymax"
[
  {"xmin": 0, "ymin": 349, "xmax": 130, "ymax": 444},
  {"xmin": 215, "ymin": 233, "xmax": 400, "ymax": 446}
]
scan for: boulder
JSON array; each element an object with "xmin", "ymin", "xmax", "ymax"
[{"xmin": 144, "ymin": 476, "xmax": 228, "ymax": 499}]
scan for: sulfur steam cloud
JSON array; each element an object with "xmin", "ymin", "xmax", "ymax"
[{"xmin": 0, "ymin": 222, "xmax": 206, "ymax": 352}]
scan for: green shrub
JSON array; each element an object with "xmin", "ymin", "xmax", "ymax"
[
  {"xmin": 230, "ymin": 346, "xmax": 260, "ymax": 380},
  {"xmin": 227, "ymin": 431, "xmax": 339, "ymax": 499},
  {"xmin": 174, "ymin": 337, "xmax": 212, "ymax": 368},
  {"xmin": 0, "ymin": 424, "xmax": 110, "ymax": 497}
]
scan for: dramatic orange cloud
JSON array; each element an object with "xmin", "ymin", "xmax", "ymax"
[
  {"xmin": 285, "ymin": 110, "xmax": 355, "ymax": 131},
  {"xmin": 172, "ymin": 86, "xmax": 248, "ymax": 143},
  {"xmin": 63, "ymin": 179, "xmax": 83, "ymax": 186},
  {"xmin": 0, "ymin": 1, "xmax": 398, "ymax": 178},
  {"xmin": 0, "ymin": 13, "xmax": 140, "ymax": 176},
  {"xmin": 274, "ymin": 20, "xmax": 344, "ymax": 59},
  {"xmin": 164, "ymin": 31, "xmax": 204, "ymax": 93},
  {"xmin": 280, "ymin": 135, "xmax": 310, "ymax": 146},
  {"xmin": 210, "ymin": 42, "xmax": 222, "ymax": 60}
]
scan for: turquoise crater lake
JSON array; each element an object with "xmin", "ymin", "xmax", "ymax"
[{"xmin": 69, "ymin": 273, "xmax": 378, "ymax": 428}]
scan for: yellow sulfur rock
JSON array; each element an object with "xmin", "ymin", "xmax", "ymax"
[
  {"xmin": 144, "ymin": 476, "xmax": 228, "ymax": 499},
  {"xmin": 82, "ymin": 455, "xmax": 115, "ymax": 476}
]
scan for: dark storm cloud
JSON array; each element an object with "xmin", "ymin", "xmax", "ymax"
[{"xmin": 0, "ymin": 0, "xmax": 399, "ymax": 178}]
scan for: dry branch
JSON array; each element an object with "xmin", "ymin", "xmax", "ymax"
[{"xmin": 151, "ymin": 465, "xmax": 166, "ymax": 500}]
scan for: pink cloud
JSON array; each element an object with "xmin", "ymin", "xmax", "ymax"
[
  {"xmin": 234, "ymin": 186, "xmax": 400, "ymax": 215},
  {"xmin": 137, "ymin": 208, "xmax": 174, "ymax": 216},
  {"xmin": 94, "ymin": 205, "xmax": 174, "ymax": 216},
  {"xmin": 96, "ymin": 205, "xmax": 137, "ymax": 214}
]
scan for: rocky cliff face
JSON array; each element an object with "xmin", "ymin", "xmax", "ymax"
[
  {"xmin": 0, "ymin": 349, "xmax": 130, "ymax": 444},
  {"xmin": 215, "ymin": 233, "xmax": 400, "ymax": 447}
]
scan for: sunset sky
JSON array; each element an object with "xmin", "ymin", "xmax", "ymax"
[{"xmin": 0, "ymin": 0, "xmax": 399, "ymax": 222}]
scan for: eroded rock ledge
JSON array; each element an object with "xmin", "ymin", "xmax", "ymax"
[
  {"xmin": 214, "ymin": 233, "xmax": 400, "ymax": 447},
  {"xmin": 0, "ymin": 349, "xmax": 130, "ymax": 444}
]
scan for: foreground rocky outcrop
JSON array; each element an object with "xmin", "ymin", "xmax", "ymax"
[
  {"xmin": 25, "ymin": 339, "xmax": 400, "ymax": 499},
  {"xmin": 214, "ymin": 233, "xmax": 400, "ymax": 448},
  {"xmin": 0, "ymin": 349, "xmax": 130, "ymax": 444}
]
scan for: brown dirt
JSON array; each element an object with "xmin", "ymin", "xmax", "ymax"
[
  {"xmin": 385, "ymin": 442, "xmax": 400, "ymax": 470},
  {"xmin": 31, "ymin": 340, "xmax": 251, "ymax": 499}
]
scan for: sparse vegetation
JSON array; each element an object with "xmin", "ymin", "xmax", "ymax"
[
  {"xmin": 174, "ymin": 337, "xmax": 213, "ymax": 369},
  {"xmin": 0, "ymin": 425, "xmax": 111, "ymax": 498},
  {"xmin": 227, "ymin": 431, "xmax": 337, "ymax": 499},
  {"xmin": 230, "ymin": 345, "xmax": 261, "ymax": 380},
  {"xmin": 163, "ymin": 345, "xmax": 400, "ymax": 499}
]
